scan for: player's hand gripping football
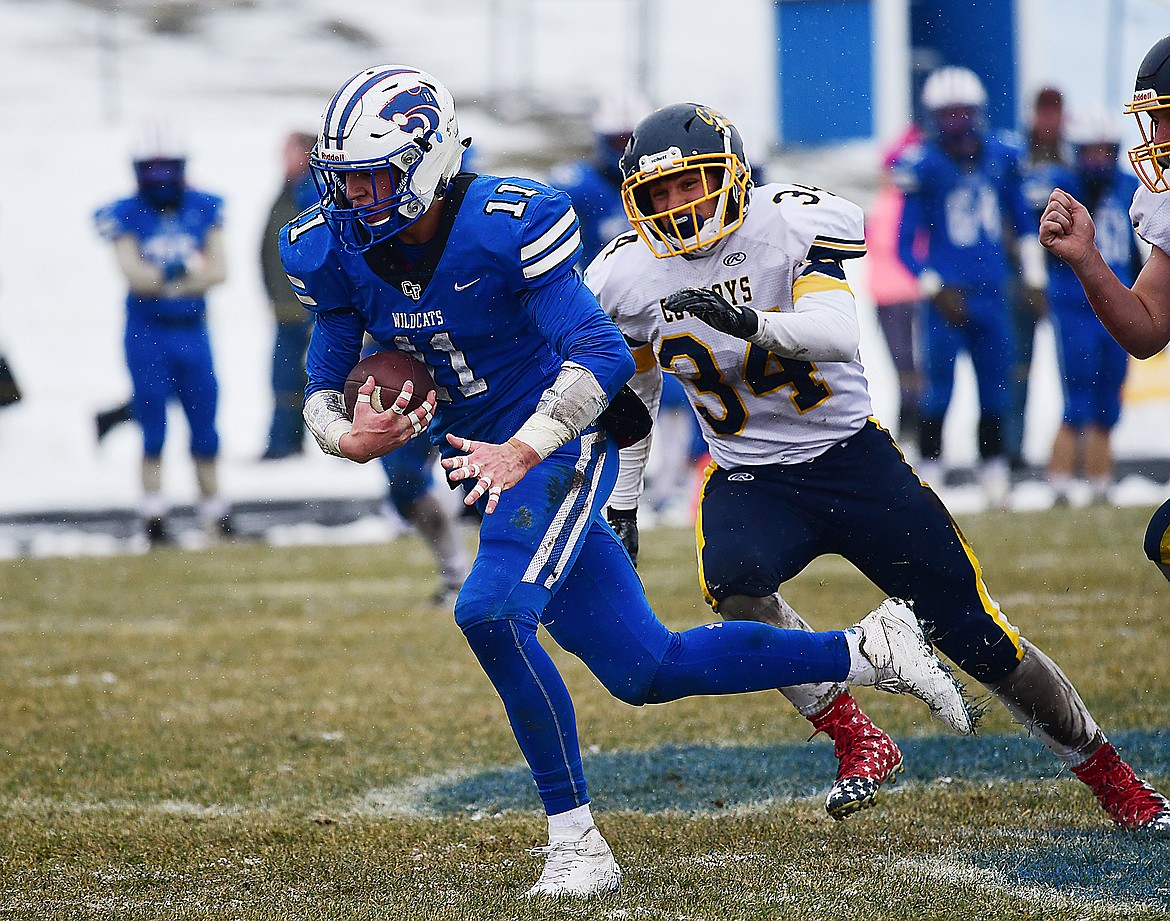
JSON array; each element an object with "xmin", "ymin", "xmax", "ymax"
[
  {"xmin": 663, "ymin": 286, "xmax": 760, "ymax": 339},
  {"xmin": 340, "ymin": 376, "xmax": 436, "ymax": 463},
  {"xmin": 442, "ymin": 434, "xmax": 543, "ymax": 515},
  {"xmin": 1039, "ymin": 187, "xmax": 1097, "ymax": 267}
]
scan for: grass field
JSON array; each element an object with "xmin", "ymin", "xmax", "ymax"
[{"xmin": 2, "ymin": 503, "xmax": 1168, "ymax": 920}]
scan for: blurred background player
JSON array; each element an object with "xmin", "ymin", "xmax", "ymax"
[
  {"xmin": 94, "ymin": 137, "xmax": 232, "ymax": 545},
  {"xmin": 1040, "ymin": 33, "xmax": 1170, "ymax": 580},
  {"xmin": 1008, "ymin": 86, "xmax": 1067, "ymax": 471},
  {"xmin": 550, "ymin": 92, "xmax": 705, "ymax": 524},
  {"xmin": 1040, "ymin": 108, "xmax": 1142, "ymax": 505},
  {"xmin": 548, "ymin": 91, "xmax": 653, "ymax": 268},
  {"xmin": 893, "ymin": 67, "xmax": 1037, "ymax": 506},
  {"xmin": 260, "ymin": 131, "xmax": 319, "ymax": 460}
]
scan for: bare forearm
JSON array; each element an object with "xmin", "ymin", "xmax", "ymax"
[{"xmin": 1071, "ymin": 250, "xmax": 1169, "ymax": 359}]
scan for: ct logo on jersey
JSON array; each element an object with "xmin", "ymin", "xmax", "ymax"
[
  {"xmin": 401, "ymin": 280, "xmax": 422, "ymax": 300},
  {"xmin": 379, "ymin": 86, "xmax": 442, "ymax": 137}
]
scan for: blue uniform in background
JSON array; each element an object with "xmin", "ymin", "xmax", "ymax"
[
  {"xmin": 894, "ymin": 133, "xmax": 1030, "ymax": 460},
  {"xmin": 547, "ymin": 159, "xmax": 632, "ymax": 272},
  {"xmin": 1045, "ymin": 168, "xmax": 1141, "ymax": 429},
  {"xmin": 282, "ymin": 172, "xmax": 856, "ymax": 815},
  {"xmin": 94, "ymin": 190, "xmax": 223, "ymax": 459}
]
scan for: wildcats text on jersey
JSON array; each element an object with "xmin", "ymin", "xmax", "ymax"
[{"xmin": 392, "ymin": 309, "xmax": 445, "ymax": 329}]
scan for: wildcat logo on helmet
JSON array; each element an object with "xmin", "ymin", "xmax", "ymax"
[{"xmin": 379, "ymin": 86, "xmax": 443, "ymax": 136}]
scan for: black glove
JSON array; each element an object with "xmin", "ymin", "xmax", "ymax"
[
  {"xmin": 662, "ymin": 286, "xmax": 759, "ymax": 339},
  {"xmin": 606, "ymin": 506, "xmax": 639, "ymax": 568}
]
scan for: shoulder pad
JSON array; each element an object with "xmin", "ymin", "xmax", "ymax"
[
  {"xmin": 767, "ymin": 183, "xmax": 866, "ymax": 261},
  {"xmin": 279, "ymin": 209, "xmax": 349, "ymax": 314}
]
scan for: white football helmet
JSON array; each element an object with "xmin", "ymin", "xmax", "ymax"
[
  {"xmin": 921, "ymin": 66, "xmax": 987, "ymax": 111},
  {"xmin": 310, "ymin": 65, "xmax": 465, "ymax": 251},
  {"xmin": 1066, "ymin": 108, "xmax": 1122, "ymax": 148}
]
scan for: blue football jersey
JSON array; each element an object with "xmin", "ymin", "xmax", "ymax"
[
  {"xmin": 1046, "ymin": 168, "xmax": 1143, "ymax": 300},
  {"xmin": 892, "ymin": 133, "xmax": 1030, "ymax": 286},
  {"xmin": 94, "ymin": 190, "xmax": 223, "ymax": 322},
  {"xmin": 546, "ymin": 160, "xmax": 629, "ymax": 268},
  {"xmin": 281, "ymin": 174, "xmax": 635, "ymax": 454}
]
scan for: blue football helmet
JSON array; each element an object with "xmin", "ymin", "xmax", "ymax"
[
  {"xmin": 310, "ymin": 65, "xmax": 466, "ymax": 252},
  {"xmin": 134, "ymin": 156, "xmax": 186, "ymax": 210}
]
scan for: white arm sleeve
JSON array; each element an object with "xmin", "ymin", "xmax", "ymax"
[
  {"xmin": 512, "ymin": 360, "xmax": 608, "ymax": 460},
  {"xmin": 607, "ymin": 362, "xmax": 662, "ymax": 511},
  {"xmin": 748, "ymin": 282, "xmax": 860, "ymax": 362},
  {"xmin": 112, "ymin": 227, "xmax": 228, "ymax": 298},
  {"xmin": 113, "ymin": 235, "xmax": 166, "ymax": 294}
]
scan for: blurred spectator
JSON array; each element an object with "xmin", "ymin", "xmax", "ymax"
[
  {"xmin": 892, "ymin": 67, "xmax": 1034, "ymax": 507},
  {"xmin": 1041, "ymin": 109, "xmax": 1142, "ymax": 504},
  {"xmin": 260, "ymin": 131, "xmax": 318, "ymax": 460},
  {"xmin": 1008, "ymin": 86, "xmax": 1068, "ymax": 470},
  {"xmin": 0, "ymin": 352, "xmax": 18, "ymax": 408},
  {"xmin": 94, "ymin": 137, "xmax": 231, "ymax": 545},
  {"xmin": 866, "ymin": 124, "xmax": 925, "ymax": 445}
]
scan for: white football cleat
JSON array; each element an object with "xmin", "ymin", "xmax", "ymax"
[
  {"xmin": 525, "ymin": 826, "xmax": 622, "ymax": 899},
  {"xmin": 851, "ymin": 599, "xmax": 975, "ymax": 735}
]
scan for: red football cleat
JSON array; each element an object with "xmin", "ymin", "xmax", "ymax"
[
  {"xmin": 1072, "ymin": 741, "xmax": 1170, "ymax": 833},
  {"xmin": 811, "ymin": 691, "xmax": 904, "ymax": 820}
]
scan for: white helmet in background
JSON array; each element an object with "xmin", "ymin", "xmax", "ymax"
[
  {"xmin": 921, "ymin": 66, "xmax": 988, "ymax": 111},
  {"xmin": 1066, "ymin": 108, "xmax": 1122, "ymax": 147},
  {"xmin": 921, "ymin": 67, "xmax": 988, "ymax": 156},
  {"xmin": 591, "ymin": 90, "xmax": 654, "ymax": 169},
  {"xmin": 1067, "ymin": 107, "xmax": 1123, "ymax": 179},
  {"xmin": 310, "ymin": 65, "xmax": 466, "ymax": 252}
]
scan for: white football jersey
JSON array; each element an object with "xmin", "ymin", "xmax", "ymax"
[
  {"xmin": 586, "ymin": 181, "xmax": 873, "ymax": 471},
  {"xmin": 1131, "ymin": 184, "xmax": 1170, "ymax": 253}
]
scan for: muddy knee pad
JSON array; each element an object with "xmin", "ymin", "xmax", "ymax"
[{"xmin": 985, "ymin": 639, "xmax": 1103, "ymax": 764}]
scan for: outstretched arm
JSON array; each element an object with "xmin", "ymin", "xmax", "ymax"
[{"xmin": 1040, "ymin": 187, "xmax": 1170, "ymax": 358}]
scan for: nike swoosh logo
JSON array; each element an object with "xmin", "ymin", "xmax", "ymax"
[{"xmin": 454, "ymin": 278, "xmax": 481, "ymax": 292}]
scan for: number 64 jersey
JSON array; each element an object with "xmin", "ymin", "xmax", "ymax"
[{"xmin": 585, "ymin": 181, "xmax": 875, "ymax": 502}]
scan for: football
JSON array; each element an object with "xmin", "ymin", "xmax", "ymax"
[{"xmin": 342, "ymin": 350, "xmax": 433, "ymax": 420}]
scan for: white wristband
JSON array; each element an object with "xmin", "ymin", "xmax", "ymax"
[{"xmin": 512, "ymin": 413, "xmax": 575, "ymax": 461}]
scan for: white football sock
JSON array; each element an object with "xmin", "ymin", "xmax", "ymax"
[{"xmin": 547, "ymin": 803, "xmax": 595, "ymax": 843}]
